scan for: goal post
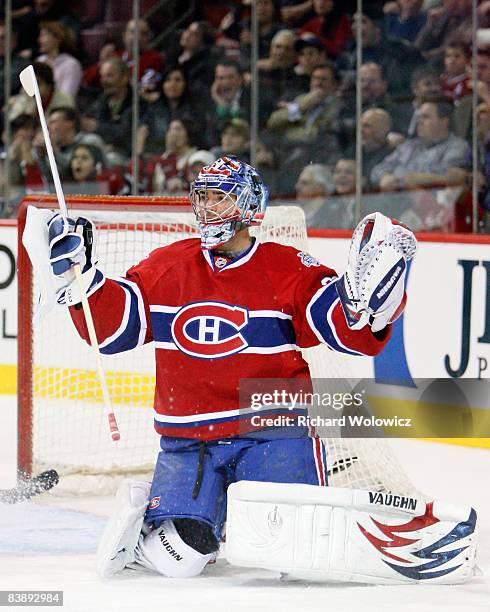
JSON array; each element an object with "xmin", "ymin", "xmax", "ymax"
[{"xmin": 17, "ymin": 194, "xmax": 418, "ymax": 497}]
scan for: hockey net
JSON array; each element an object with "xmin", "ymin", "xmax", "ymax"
[{"xmin": 17, "ymin": 195, "xmax": 417, "ymax": 496}]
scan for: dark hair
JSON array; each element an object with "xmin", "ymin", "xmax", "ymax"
[
  {"xmin": 49, "ymin": 106, "xmax": 79, "ymax": 129},
  {"xmin": 215, "ymin": 58, "xmax": 243, "ymax": 76},
  {"xmin": 69, "ymin": 143, "xmax": 105, "ymax": 180},
  {"xmin": 161, "ymin": 66, "xmax": 189, "ymax": 99},
  {"xmin": 11, "ymin": 113, "xmax": 35, "ymax": 133},
  {"xmin": 445, "ymin": 39, "xmax": 471, "ymax": 60},
  {"xmin": 410, "ymin": 65, "xmax": 440, "ymax": 87},
  {"xmin": 32, "ymin": 61, "xmax": 54, "ymax": 87},
  {"xmin": 420, "ymin": 96, "xmax": 454, "ymax": 120},
  {"xmin": 312, "ymin": 61, "xmax": 340, "ymax": 83},
  {"xmin": 169, "ymin": 114, "xmax": 202, "ymax": 148},
  {"xmin": 478, "ymin": 48, "xmax": 490, "ymax": 60}
]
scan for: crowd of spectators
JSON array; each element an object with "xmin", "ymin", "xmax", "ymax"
[{"xmin": 0, "ymin": 0, "xmax": 489, "ymax": 231}]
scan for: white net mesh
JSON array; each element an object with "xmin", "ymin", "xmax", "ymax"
[{"xmin": 26, "ymin": 203, "xmax": 417, "ymax": 496}]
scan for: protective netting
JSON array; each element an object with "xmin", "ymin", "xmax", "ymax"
[{"xmin": 26, "ymin": 203, "xmax": 417, "ymax": 496}]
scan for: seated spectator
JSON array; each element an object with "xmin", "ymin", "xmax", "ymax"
[
  {"xmin": 475, "ymin": 49, "xmax": 490, "ymax": 102},
  {"xmin": 292, "ymin": 33, "xmax": 327, "ymax": 96},
  {"xmin": 337, "ymin": 6, "xmax": 424, "ymax": 95},
  {"xmin": 81, "ymin": 57, "xmax": 135, "ymax": 165},
  {"xmin": 0, "ymin": 22, "xmax": 30, "ymax": 109},
  {"xmin": 166, "ymin": 21, "xmax": 217, "ymax": 97},
  {"xmin": 144, "ymin": 117, "xmax": 199, "ymax": 194},
  {"xmin": 371, "ymin": 99, "xmax": 471, "ymax": 191},
  {"xmin": 255, "ymin": 133, "xmax": 280, "ymax": 196},
  {"xmin": 14, "ymin": 0, "xmax": 81, "ymax": 58},
  {"xmin": 65, "ymin": 143, "xmax": 128, "ymax": 195},
  {"xmin": 42, "ymin": 106, "xmax": 106, "ymax": 179},
  {"xmin": 441, "ymin": 40, "xmax": 471, "ymax": 101},
  {"xmin": 257, "ymin": 29, "xmax": 297, "ymax": 104},
  {"xmin": 299, "ymin": 0, "xmax": 352, "ymax": 59},
  {"xmin": 211, "ymin": 118, "xmax": 250, "ymax": 161},
  {"xmin": 81, "ymin": 41, "xmax": 118, "ymax": 100},
  {"xmin": 406, "ymin": 65, "xmax": 442, "ymax": 137},
  {"xmin": 294, "ymin": 162, "xmax": 332, "ymax": 225},
  {"xmin": 452, "ymin": 48, "xmax": 490, "ymax": 140},
  {"xmin": 139, "ymin": 66, "xmax": 203, "ymax": 156},
  {"xmin": 414, "ymin": 0, "xmax": 473, "ymax": 66},
  {"xmin": 206, "ymin": 60, "xmax": 273, "ymax": 146},
  {"xmin": 120, "ymin": 19, "xmax": 165, "ymax": 89},
  {"xmin": 399, "ymin": 188, "xmax": 456, "ymax": 231},
  {"xmin": 184, "ymin": 149, "xmax": 216, "ymax": 185},
  {"xmin": 82, "ymin": 20, "xmax": 166, "ymax": 98},
  {"xmin": 8, "ymin": 61, "xmax": 74, "ymax": 122},
  {"xmin": 234, "ymin": 0, "xmax": 285, "ymax": 68},
  {"xmin": 36, "ymin": 21, "xmax": 82, "ymax": 98},
  {"xmin": 340, "ymin": 62, "xmax": 412, "ymax": 145},
  {"xmin": 359, "ymin": 108, "xmax": 393, "ymax": 188},
  {"xmin": 383, "ymin": 0, "xmax": 427, "ymax": 43},
  {"xmin": 4, "ymin": 114, "xmax": 38, "ymax": 188},
  {"xmin": 267, "ymin": 62, "xmax": 341, "ymax": 163},
  {"xmin": 360, "ymin": 62, "xmax": 412, "ymax": 132},
  {"xmin": 309, "ymin": 159, "xmax": 357, "ymax": 228},
  {"xmin": 450, "ymin": 102, "xmax": 490, "ymax": 228},
  {"xmin": 332, "ymin": 158, "xmax": 356, "ymax": 196}
]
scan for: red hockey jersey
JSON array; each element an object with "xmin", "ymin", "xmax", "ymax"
[{"xmin": 70, "ymin": 238, "xmax": 390, "ymax": 440}]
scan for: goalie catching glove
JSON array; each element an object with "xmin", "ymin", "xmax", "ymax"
[
  {"xmin": 336, "ymin": 212, "xmax": 417, "ymax": 333},
  {"xmin": 47, "ymin": 213, "xmax": 104, "ymax": 306}
]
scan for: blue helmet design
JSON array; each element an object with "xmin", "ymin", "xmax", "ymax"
[{"xmin": 190, "ymin": 156, "xmax": 268, "ymax": 249}]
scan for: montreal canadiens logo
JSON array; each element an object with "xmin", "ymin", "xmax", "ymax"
[{"xmin": 171, "ymin": 302, "xmax": 249, "ymax": 359}]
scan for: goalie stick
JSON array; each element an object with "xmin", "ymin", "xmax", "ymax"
[
  {"xmin": 19, "ymin": 64, "xmax": 120, "ymax": 442},
  {"xmin": 0, "ymin": 470, "xmax": 59, "ymax": 504}
]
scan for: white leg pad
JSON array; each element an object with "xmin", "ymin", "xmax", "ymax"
[
  {"xmin": 96, "ymin": 479, "xmax": 150, "ymax": 578},
  {"xmin": 225, "ymin": 481, "xmax": 478, "ymax": 585},
  {"xmin": 134, "ymin": 520, "xmax": 215, "ymax": 578}
]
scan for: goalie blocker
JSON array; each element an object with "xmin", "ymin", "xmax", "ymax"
[{"xmin": 225, "ymin": 481, "xmax": 478, "ymax": 585}]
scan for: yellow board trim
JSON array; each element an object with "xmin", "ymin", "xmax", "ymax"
[
  {"xmin": 0, "ymin": 364, "xmax": 17, "ymax": 395},
  {"xmin": 2, "ymin": 364, "xmax": 489, "ymax": 449}
]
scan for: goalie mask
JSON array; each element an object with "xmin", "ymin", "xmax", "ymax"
[{"xmin": 190, "ymin": 156, "xmax": 268, "ymax": 249}]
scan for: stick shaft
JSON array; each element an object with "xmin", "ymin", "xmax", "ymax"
[
  {"xmin": 32, "ymin": 81, "xmax": 67, "ymax": 218},
  {"xmin": 73, "ymin": 265, "xmax": 120, "ymax": 440},
  {"xmin": 27, "ymin": 68, "xmax": 120, "ymax": 441}
]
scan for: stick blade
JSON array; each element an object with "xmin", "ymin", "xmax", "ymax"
[
  {"xmin": 19, "ymin": 65, "xmax": 37, "ymax": 97},
  {"xmin": 0, "ymin": 469, "xmax": 59, "ymax": 504}
]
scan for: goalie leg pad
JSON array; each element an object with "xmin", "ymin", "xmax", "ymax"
[
  {"xmin": 96, "ymin": 479, "xmax": 150, "ymax": 578},
  {"xmin": 134, "ymin": 519, "xmax": 216, "ymax": 578},
  {"xmin": 225, "ymin": 481, "xmax": 478, "ymax": 584}
]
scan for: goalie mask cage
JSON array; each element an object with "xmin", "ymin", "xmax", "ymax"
[{"xmin": 17, "ymin": 195, "xmax": 417, "ymax": 496}]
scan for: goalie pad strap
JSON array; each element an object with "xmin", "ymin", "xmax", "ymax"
[{"xmin": 225, "ymin": 481, "xmax": 477, "ymax": 585}]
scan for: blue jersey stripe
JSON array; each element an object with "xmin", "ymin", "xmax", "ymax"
[
  {"xmin": 307, "ymin": 282, "xmax": 362, "ymax": 356},
  {"xmin": 100, "ymin": 282, "xmax": 142, "ymax": 354},
  {"xmin": 150, "ymin": 311, "xmax": 296, "ymax": 349}
]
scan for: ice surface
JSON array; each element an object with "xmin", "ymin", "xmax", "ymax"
[{"xmin": 1, "ymin": 395, "xmax": 489, "ymax": 611}]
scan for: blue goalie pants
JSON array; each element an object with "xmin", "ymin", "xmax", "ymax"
[{"xmin": 145, "ymin": 433, "xmax": 328, "ymax": 540}]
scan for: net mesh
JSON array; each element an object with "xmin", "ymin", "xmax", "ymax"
[{"xmin": 26, "ymin": 203, "xmax": 417, "ymax": 496}]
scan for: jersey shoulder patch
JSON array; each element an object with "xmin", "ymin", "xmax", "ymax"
[{"xmin": 297, "ymin": 251, "xmax": 321, "ymax": 267}]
